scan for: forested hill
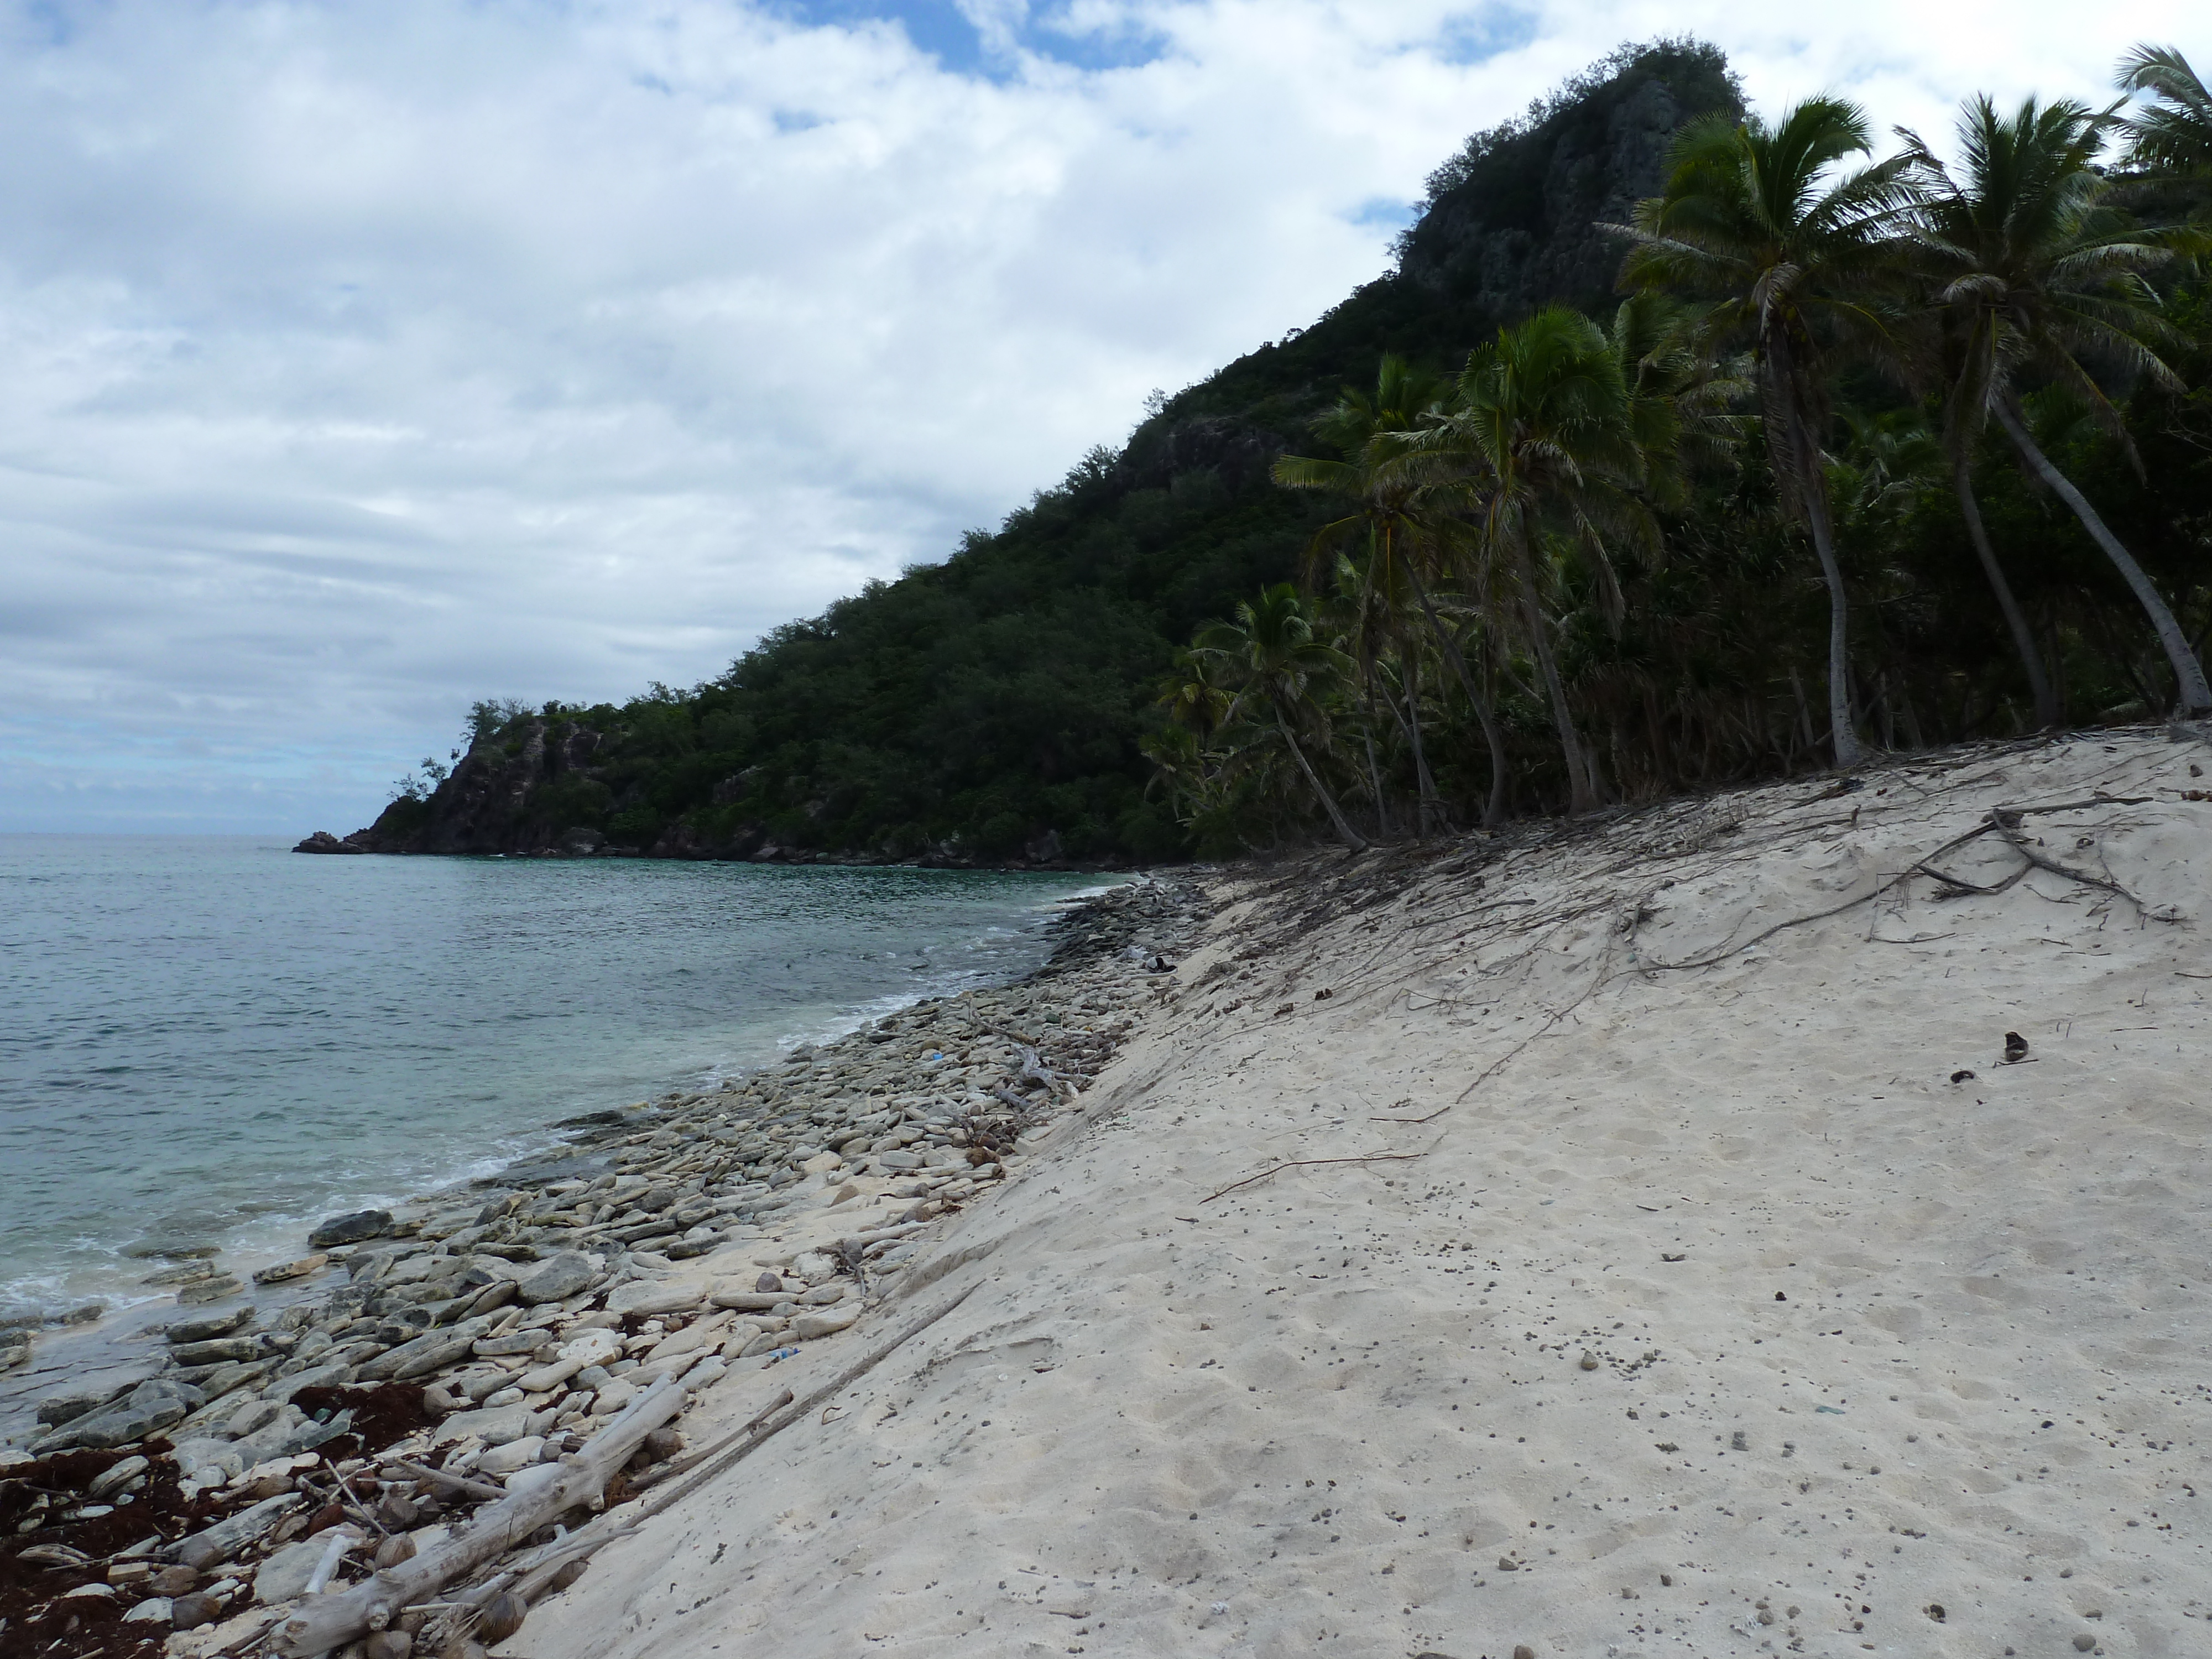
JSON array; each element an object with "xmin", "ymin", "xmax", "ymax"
[{"xmin": 348, "ymin": 41, "xmax": 1744, "ymax": 865}]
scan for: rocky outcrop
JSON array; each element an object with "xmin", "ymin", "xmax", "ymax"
[
  {"xmin": 1395, "ymin": 42, "xmax": 1743, "ymax": 322},
  {"xmin": 290, "ymin": 832, "xmax": 364, "ymax": 855}
]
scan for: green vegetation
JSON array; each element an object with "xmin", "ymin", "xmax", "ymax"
[
  {"xmin": 379, "ymin": 39, "xmax": 2212, "ymax": 864},
  {"xmin": 1161, "ymin": 46, "xmax": 2212, "ymax": 851}
]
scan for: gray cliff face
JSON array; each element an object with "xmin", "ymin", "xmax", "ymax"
[
  {"xmin": 1396, "ymin": 69, "xmax": 1743, "ymax": 324},
  {"xmin": 356, "ymin": 721, "xmax": 605, "ymax": 857}
]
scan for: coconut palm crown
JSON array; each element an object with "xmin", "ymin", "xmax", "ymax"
[
  {"xmin": 1613, "ymin": 96, "xmax": 1922, "ymax": 768},
  {"xmin": 1901, "ymin": 93, "xmax": 2211, "ymax": 713}
]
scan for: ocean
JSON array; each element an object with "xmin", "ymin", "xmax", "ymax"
[{"xmin": 0, "ymin": 836, "xmax": 1115, "ymax": 1329}]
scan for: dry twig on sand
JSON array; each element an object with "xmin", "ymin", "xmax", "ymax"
[{"xmin": 1201, "ymin": 1147, "xmax": 1437, "ymax": 1204}]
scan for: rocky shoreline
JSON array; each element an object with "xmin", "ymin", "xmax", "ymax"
[{"xmin": 1, "ymin": 875, "xmax": 1207, "ymax": 1658}]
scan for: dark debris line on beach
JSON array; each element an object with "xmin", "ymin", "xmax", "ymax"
[{"xmin": 0, "ymin": 875, "xmax": 1207, "ymax": 1659}]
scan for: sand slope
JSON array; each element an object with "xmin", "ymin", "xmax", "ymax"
[{"xmin": 527, "ymin": 732, "xmax": 2210, "ymax": 1659}]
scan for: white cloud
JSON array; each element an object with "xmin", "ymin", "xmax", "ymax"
[{"xmin": 0, "ymin": 0, "xmax": 2195, "ymax": 830}]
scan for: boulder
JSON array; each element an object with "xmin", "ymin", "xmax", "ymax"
[
  {"xmin": 48, "ymin": 1376, "xmax": 204, "ymax": 1451},
  {"xmin": 167, "ymin": 1306, "xmax": 257, "ymax": 1344},
  {"xmin": 794, "ymin": 1306, "xmax": 862, "ymax": 1340},
  {"xmin": 170, "ymin": 1335, "xmax": 264, "ymax": 1367},
  {"xmin": 253, "ymin": 1254, "xmax": 328, "ymax": 1285},
  {"xmin": 309, "ymin": 1210, "xmax": 394, "ymax": 1249},
  {"xmin": 604, "ymin": 1282, "xmax": 700, "ymax": 1317},
  {"xmin": 514, "ymin": 1251, "xmax": 597, "ymax": 1305}
]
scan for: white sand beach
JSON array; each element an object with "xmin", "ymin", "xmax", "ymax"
[{"xmin": 520, "ymin": 730, "xmax": 2210, "ymax": 1659}]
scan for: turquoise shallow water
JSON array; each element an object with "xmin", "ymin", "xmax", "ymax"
[{"xmin": 0, "ymin": 837, "xmax": 1110, "ymax": 1322}]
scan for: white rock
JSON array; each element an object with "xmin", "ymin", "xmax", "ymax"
[
  {"xmin": 123, "ymin": 1595, "xmax": 172, "ymax": 1623},
  {"xmin": 591, "ymin": 1379, "xmax": 638, "ymax": 1416},
  {"xmin": 559, "ymin": 1327, "xmax": 625, "ymax": 1367},
  {"xmin": 685, "ymin": 1357, "xmax": 728, "ymax": 1392},
  {"xmin": 503, "ymin": 1462, "xmax": 565, "ymax": 1501},
  {"xmin": 793, "ymin": 1306, "xmax": 862, "ymax": 1340},
  {"xmin": 642, "ymin": 1326, "xmax": 709, "ymax": 1365},
  {"xmin": 605, "ymin": 1283, "xmax": 702, "ymax": 1318},
  {"xmin": 475, "ymin": 1436, "xmax": 545, "ymax": 1474}
]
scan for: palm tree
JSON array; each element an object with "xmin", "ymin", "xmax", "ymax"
[
  {"xmin": 1616, "ymin": 97, "xmax": 1921, "ymax": 768},
  {"xmin": 1273, "ymin": 357, "xmax": 1509, "ymax": 828},
  {"xmin": 2116, "ymin": 45, "xmax": 2212, "ymax": 177},
  {"xmin": 1604, "ymin": 291, "xmax": 1748, "ymax": 510},
  {"xmin": 1902, "ymin": 95, "xmax": 2211, "ymax": 715},
  {"xmin": 1193, "ymin": 584, "xmax": 1370, "ymax": 852},
  {"xmin": 1402, "ymin": 306, "xmax": 1653, "ymax": 814}
]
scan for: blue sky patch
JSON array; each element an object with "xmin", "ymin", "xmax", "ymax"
[
  {"xmin": 774, "ymin": 1, "xmax": 1168, "ymax": 78},
  {"xmin": 1436, "ymin": 4, "xmax": 1539, "ymax": 67}
]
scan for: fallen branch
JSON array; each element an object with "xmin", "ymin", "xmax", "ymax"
[
  {"xmin": 630, "ymin": 1285, "xmax": 977, "ymax": 1521},
  {"xmin": 1200, "ymin": 1149, "xmax": 1432, "ymax": 1206},
  {"xmin": 1986, "ymin": 807, "xmax": 2137, "ymax": 903},
  {"xmin": 273, "ymin": 1376, "xmax": 686, "ymax": 1656},
  {"xmin": 379, "ymin": 1459, "xmax": 507, "ymax": 1504}
]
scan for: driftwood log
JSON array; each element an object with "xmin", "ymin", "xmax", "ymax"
[{"xmin": 271, "ymin": 1375, "xmax": 685, "ymax": 1656}]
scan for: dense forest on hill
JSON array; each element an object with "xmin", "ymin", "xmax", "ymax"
[{"xmin": 351, "ymin": 39, "xmax": 2212, "ymax": 864}]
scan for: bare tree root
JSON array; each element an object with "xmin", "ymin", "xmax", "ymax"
[{"xmin": 1634, "ymin": 795, "xmax": 2157, "ymax": 972}]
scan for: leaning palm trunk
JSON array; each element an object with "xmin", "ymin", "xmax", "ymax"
[
  {"xmin": 1992, "ymin": 401, "xmax": 2212, "ymax": 715},
  {"xmin": 1767, "ymin": 330, "xmax": 1864, "ymax": 768},
  {"xmin": 1508, "ymin": 529, "xmax": 1602, "ymax": 813},
  {"xmin": 1399, "ymin": 654, "xmax": 1442, "ymax": 836},
  {"xmin": 1952, "ymin": 461, "xmax": 2059, "ymax": 727},
  {"xmin": 1402, "ymin": 561, "xmax": 1508, "ymax": 828},
  {"xmin": 1356, "ymin": 708, "xmax": 1392, "ymax": 839},
  {"xmin": 1276, "ymin": 716, "xmax": 1369, "ymax": 851}
]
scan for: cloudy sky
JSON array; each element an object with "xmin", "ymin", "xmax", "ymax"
[{"xmin": 1, "ymin": 0, "xmax": 2197, "ymax": 832}]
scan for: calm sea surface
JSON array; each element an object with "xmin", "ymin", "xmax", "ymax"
[{"xmin": 0, "ymin": 837, "xmax": 1113, "ymax": 1323}]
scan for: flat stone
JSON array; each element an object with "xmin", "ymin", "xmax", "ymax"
[
  {"xmin": 49, "ymin": 1377, "xmax": 205, "ymax": 1451},
  {"xmin": 123, "ymin": 1596, "xmax": 173, "ymax": 1623},
  {"xmin": 171, "ymin": 1335, "xmax": 264, "ymax": 1367},
  {"xmin": 228, "ymin": 1398, "xmax": 285, "ymax": 1439},
  {"xmin": 88, "ymin": 1454, "xmax": 150, "ymax": 1500},
  {"xmin": 475, "ymin": 1436, "xmax": 545, "ymax": 1474},
  {"xmin": 231, "ymin": 1407, "xmax": 310, "ymax": 1465},
  {"xmin": 309, "ymin": 1210, "xmax": 395, "ymax": 1249},
  {"xmin": 605, "ymin": 1282, "xmax": 700, "ymax": 1317},
  {"xmin": 877, "ymin": 1149, "xmax": 924, "ymax": 1170},
  {"xmin": 253, "ymin": 1254, "xmax": 328, "ymax": 1285},
  {"xmin": 35, "ymin": 1390, "xmax": 108, "ymax": 1427},
  {"xmin": 589, "ymin": 1379, "xmax": 638, "ymax": 1415},
  {"xmin": 168, "ymin": 1306, "xmax": 257, "ymax": 1344},
  {"xmin": 515, "ymin": 1251, "xmax": 597, "ymax": 1305},
  {"xmin": 176, "ymin": 1275, "xmax": 246, "ymax": 1306},
  {"xmin": 172, "ymin": 1438, "xmax": 243, "ymax": 1484},
  {"xmin": 793, "ymin": 1306, "xmax": 862, "ymax": 1340},
  {"xmin": 273, "ymin": 1361, "xmax": 352, "ymax": 1396},
  {"xmin": 354, "ymin": 1317, "xmax": 491, "ymax": 1383},
  {"xmin": 141, "ymin": 1260, "xmax": 220, "ymax": 1287},
  {"xmin": 472, "ymin": 1331, "xmax": 551, "ymax": 1358},
  {"xmin": 439, "ymin": 1404, "xmax": 542, "ymax": 1447}
]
